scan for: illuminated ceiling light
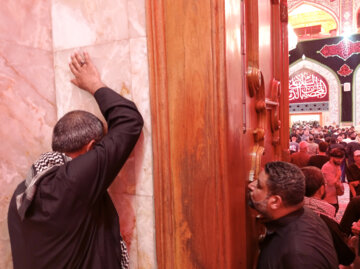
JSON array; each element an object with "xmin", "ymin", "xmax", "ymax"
[{"xmin": 342, "ymin": 25, "xmax": 353, "ymax": 38}]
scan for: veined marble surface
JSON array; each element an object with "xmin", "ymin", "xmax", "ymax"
[
  {"xmin": 52, "ymin": 0, "xmax": 129, "ymax": 50},
  {"xmin": 0, "ymin": 34, "xmax": 56, "ymax": 269},
  {"xmin": 0, "ymin": 1, "xmax": 53, "ymax": 51},
  {"xmin": 1, "ymin": 0, "xmax": 155, "ymax": 268}
]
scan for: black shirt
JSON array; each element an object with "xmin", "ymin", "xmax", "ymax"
[
  {"xmin": 340, "ymin": 196, "xmax": 360, "ymax": 236},
  {"xmin": 257, "ymin": 208, "xmax": 338, "ymax": 269},
  {"xmin": 308, "ymin": 155, "xmax": 330, "ymax": 169},
  {"xmin": 319, "ymin": 215, "xmax": 355, "ymax": 265},
  {"xmin": 346, "ymin": 142, "xmax": 360, "ymax": 165},
  {"xmin": 8, "ymin": 88, "xmax": 144, "ymax": 269},
  {"xmin": 346, "ymin": 164, "xmax": 360, "ymax": 198}
]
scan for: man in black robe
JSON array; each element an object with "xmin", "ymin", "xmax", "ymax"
[
  {"xmin": 8, "ymin": 51, "xmax": 143, "ymax": 269},
  {"xmin": 248, "ymin": 161, "xmax": 338, "ymax": 269}
]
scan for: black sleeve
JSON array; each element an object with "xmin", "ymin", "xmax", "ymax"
[
  {"xmin": 62, "ymin": 87, "xmax": 144, "ymax": 204},
  {"xmin": 320, "ymin": 215, "xmax": 355, "ymax": 265},
  {"xmin": 307, "ymin": 156, "xmax": 314, "ymax": 166},
  {"xmin": 347, "ymin": 165, "xmax": 360, "ymax": 182},
  {"xmin": 340, "ymin": 197, "xmax": 360, "ymax": 236},
  {"xmin": 345, "ymin": 143, "xmax": 352, "ymax": 158}
]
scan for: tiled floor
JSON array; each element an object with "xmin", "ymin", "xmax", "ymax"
[{"xmin": 337, "ymin": 183, "xmax": 350, "ymax": 222}]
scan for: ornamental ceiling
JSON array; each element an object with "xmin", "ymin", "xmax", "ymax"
[{"xmin": 288, "ymin": 0, "xmax": 360, "ymax": 41}]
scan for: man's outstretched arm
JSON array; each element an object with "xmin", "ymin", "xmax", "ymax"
[{"xmin": 66, "ymin": 51, "xmax": 144, "ymax": 202}]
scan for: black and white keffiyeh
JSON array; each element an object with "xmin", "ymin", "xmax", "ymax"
[
  {"xmin": 15, "ymin": 151, "xmax": 130, "ymax": 267},
  {"xmin": 16, "ymin": 152, "xmax": 72, "ymax": 221},
  {"xmin": 120, "ymin": 237, "xmax": 129, "ymax": 269}
]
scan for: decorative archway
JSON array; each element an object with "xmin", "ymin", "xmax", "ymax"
[
  {"xmin": 288, "ymin": 1, "xmax": 340, "ymax": 36},
  {"xmin": 290, "ymin": 58, "xmax": 341, "ymax": 125},
  {"xmin": 354, "ymin": 65, "xmax": 360, "ymax": 125},
  {"xmin": 289, "ymin": 1, "xmax": 340, "ymax": 19}
]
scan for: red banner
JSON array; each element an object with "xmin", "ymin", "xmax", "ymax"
[{"xmin": 289, "ymin": 70, "xmax": 329, "ymax": 103}]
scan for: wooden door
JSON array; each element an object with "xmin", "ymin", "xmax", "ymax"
[
  {"xmin": 239, "ymin": 0, "xmax": 290, "ymax": 267},
  {"xmin": 146, "ymin": 0, "xmax": 289, "ymax": 268}
]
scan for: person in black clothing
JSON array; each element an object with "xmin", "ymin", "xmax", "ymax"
[
  {"xmin": 301, "ymin": 166, "xmax": 355, "ymax": 266},
  {"xmin": 328, "ymin": 136, "xmax": 345, "ymax": 153},
  {"xmin": 308, "ymin": 141, "xmax": 329, "ymax": 169},
  {"xmin": 341, "ymin": 196, "xmax": 360, "ymax": 233},
  {"xmin": 314, "ymin": 133, "xmax": 322, "ymax": 144},
  {"xmin": 346, "ymin": 133, "xmax": 360, "ymax": 166},
  {"xmin": 248, "ymin": 161, "xmax": 338, "ymax": 268},
  {"xmin": 346, "ymin": 150, "xmax": 360, "ymax": 199},
  {"xmin": 7, "ymin": 52, "xmax": 144, "ymax": 269}
]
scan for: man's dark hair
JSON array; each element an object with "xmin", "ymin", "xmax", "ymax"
[
  {"xmin": 329, "ymin": 148, "xmax": 345, "ymax": 158},
  {"xmin": 330, "ymin": 136, "xmax": 337, "ymax": 144},
  {"xmin": 52, "ymin": 110, "xmax": 104, "ymax": 153},
  {"xmin": 301, "ymin": 166, "xmax": 324, "ymax": 197},
  {"xmin": 319, "ymin": 141, "xmax": 328, "ymax": 153},
  {"xmin": 264, "ymin": 161, "xmax": 305, "ymax": 207}
]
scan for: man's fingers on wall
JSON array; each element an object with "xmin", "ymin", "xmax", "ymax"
[
  {"xmin": 70, "ymin": 79, "xmax": 79, "ymax": 87},
  {"xmin": 69, "ymin": 63, "xmax": 79, "ymax": 76},
  {"xmin": 83, "ymin": 51, "xmax": 91, "ymax": 63},
  {"xmin": 71, "ymin": 54, "xmax": 81, "ymax": 70},
  {"xmin": 75, "ymin": 53, "xmax": 84, "ymax": 65}
]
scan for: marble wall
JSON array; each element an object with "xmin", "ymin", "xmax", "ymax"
[{"xmin": 0, "ymin": 1, "xmax": 156, "ymax": 268}]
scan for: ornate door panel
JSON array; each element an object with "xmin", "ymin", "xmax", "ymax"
[
  {"xmin": 239, "ymin": 0, "xmax": 290, "ymax": 267},
  {"xmin": 147, "ymin": 0, "xmax": 289, "ymax": 268}
]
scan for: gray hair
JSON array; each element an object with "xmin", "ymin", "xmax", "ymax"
[
  {"xmin": 52, "ymin": 110, "xmax": 104, "ymax": 153},
  {"xmin": 265, "ymin": 161, "xmax": 305, "ymax": 207}
]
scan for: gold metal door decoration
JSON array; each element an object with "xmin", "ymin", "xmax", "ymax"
[
  {"xmin": 266, "ymin": 78, "xmax": 281, "ymax": 146},
  {"xmin": 247, "ymin": 65, "xmax": 265, "ymax": 182}
]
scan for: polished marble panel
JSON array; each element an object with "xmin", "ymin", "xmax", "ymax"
[
  {"xmin": 52, "ymin": 0, "xmax": 129, "ymax": 50},
  {"xmin": 135, "ymin": 195, "xmax": 157, "ymax": 268},
  {"xmin": 0, "ymin": 1, "xmax": 52, "ymax": 50},
  {"xmin": 1, "ymin": 1, "xmax": 154, "ymax": 268},
  {"xmin": 128, "ymin": 0, "xmax": 146, "ymax": 38},
  {"xmin": 0, "ymin": 42, "xmax": 56, "ymax": 269},
  {"xmin": 130, "ymin": 37, "xmax": 154, "ymax": 196},
  {"xmin": 54, "ymin": 41, "xmax": 132, "ymax": 119}
]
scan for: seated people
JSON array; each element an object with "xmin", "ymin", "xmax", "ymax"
[{"xmin": 302, "ymin": 166, "xmax": 355, "ymax": 266}]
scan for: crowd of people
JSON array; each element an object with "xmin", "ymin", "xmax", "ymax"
[
  {"xmin": 287, "ymin": 123, "xmax": 360, "ymax": 268},
  {"xmin": 289, "ymin": 124, "xmax": 360, "ymax": 202},
  {"xmin": 246, "ymin": 123, "xmax": 360, "ymax": 268}
]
